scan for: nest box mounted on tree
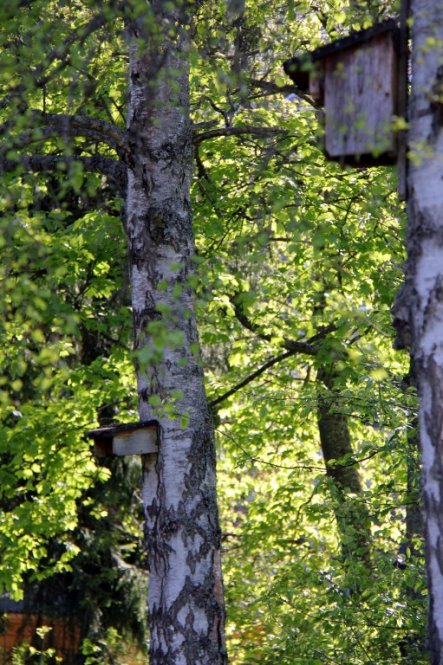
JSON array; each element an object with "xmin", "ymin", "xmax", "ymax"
[
  {"xmin": 87, "ymin": 420, "xmax": 159, "ymax": 457},
  {"xmin": 284, "ymin": 19, "xmax": 401, "ymax": 166}
]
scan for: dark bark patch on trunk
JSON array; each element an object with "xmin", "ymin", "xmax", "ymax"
[
  {"xmin": 132, "ymin": 307, "xmax": 161, "ymax": 337},
  {"xmin": 410, "ymin": 208, "xmax": 443, "ymax": 244},
  {"xmin": 423, "ymin": 358, "xmax": 443, "ymax": 451},
  {"xmin": 149, "ymin": 570, "xmax": 227, "ymax": 665},
  {"xmin": 145, "ymin": 203, "xmax": 193, "ymax": 247},
  {"xmin": 392, "ymin": 282, "xmax": 415, "ymax": 350}
]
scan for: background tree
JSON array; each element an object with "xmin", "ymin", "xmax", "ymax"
[{"xmin": 191, "ymin": 1, "xmax": 426, "ymax": 662}]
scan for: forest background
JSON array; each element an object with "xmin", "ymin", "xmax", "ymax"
[{"xmin": 0, "ymin": 0, "xmax": 426, "ymax": 663}]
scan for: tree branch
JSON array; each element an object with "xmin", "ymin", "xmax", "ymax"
[
  {"xmin": 193, "ymin": 125, "xmax": 287, "ymax": 144},
  {"xmin": 232, "ymin": 296, "xmax": 330, "ymax": 354},
  {"xmin": 249, "ymin": 78, "xmax": 321, "ymax": 108},
  {"xmin": 0, "ymin": 13, "xmax": 107, "ymax": 111},
  {"xmin": 0, "ymin": 112, "xmax": 128, "ymax": 160},
  {"xmin": 38, "ymin": 113, "xmax": 127, "ymax": 156},
  {"xmin": 0, "ymin": 154, "xmax": 127, "ymax": 196},
  {"xmin": 209, "ymin": 349, "xmax": 296, "ymax": 409}
]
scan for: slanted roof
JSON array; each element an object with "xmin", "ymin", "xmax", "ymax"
[
  {"xmin": 283, "ymin": 18, "xmax": 399, "ymax": 92},
  {"xmin": 87, "ymin": 419, "xmax": 159, "ymax": 442}
]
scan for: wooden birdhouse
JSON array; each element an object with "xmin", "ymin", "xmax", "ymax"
[
  {"xmin": 283, "ymin": 19, "xmax": 401, "ymax": 166},
  {"xmin": 87, "ymin": 420, "xmax": 159, "ymax": 458}
]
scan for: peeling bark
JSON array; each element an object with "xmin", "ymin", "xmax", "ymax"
[
  {"xmin": 125, "ymin": 4, "xmax": 226, "ymax": 664},
  {"xmin": 405, "ymin": 2, "xmax": 443, "ymax": 662}
]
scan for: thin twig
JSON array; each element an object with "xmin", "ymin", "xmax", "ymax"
[
  {"xmin": 209, "ymin": 349, "xmax": 296, "ymax": 409},
  {"xmin": 193, "ymin": 125, "xmax": 287, "ymax": 144}
]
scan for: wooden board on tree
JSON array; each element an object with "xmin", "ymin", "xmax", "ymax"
[{"xmin": 87, "ymin": 420, "xmax": 159, "ymax": 457}]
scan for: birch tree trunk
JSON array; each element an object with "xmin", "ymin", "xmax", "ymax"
[
  {"xmin": 125, "ymin": 4, "xmax": 227, "ymax": 663},
  {"xmin": 403, "ymin": 2, "xmax": 443, "ymax": 661}
]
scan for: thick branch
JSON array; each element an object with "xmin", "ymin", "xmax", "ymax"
[
  {"xmin": 1, "ymin": 112, "xmax": 128, "ymax": 160},
  {"xmin": 0, "ymin": 154, "xmax": 127, "ymax": 196},
  {"xmin": 36, "ymin": 113, "xmax": 127, "ymax": 157}
]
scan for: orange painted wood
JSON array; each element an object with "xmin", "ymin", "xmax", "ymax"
[{"xmin": 0, "ymin": 613, "xmax": 80, "ymax": 661}]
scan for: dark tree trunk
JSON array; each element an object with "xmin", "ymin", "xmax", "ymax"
[
  {"xmin": 317, "ymin": 366, "xmax": 371, "ymax": 568},
  {"xmin": 402, "ymin": 362, "xmax": 423, "ymax": 555}
]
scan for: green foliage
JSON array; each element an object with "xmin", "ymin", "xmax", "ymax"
[
  {"xmin": 0, "ymin": 0, "xmax": 427, "ymax": 663},
  {"xmin": 11, "ymin": 642, "xmax": 61, "ymax": 665},
  {"xmin": 0, "ymin": 166, "xmax": 134, "ymax": 593},
  {"xmin": 189, "ymin": 1, "xmax": 427, "ymax": 662}
]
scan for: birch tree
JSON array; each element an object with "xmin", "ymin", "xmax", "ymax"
[
  {"xmin": 395, "ymin": 1, "xmax": 443, "ymax": 662},
  {"xmin": 124, "ymin": 4, "xmax": 226, "ymax": 663}
]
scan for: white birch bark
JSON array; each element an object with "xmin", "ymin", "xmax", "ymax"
[
  {"xmin": 125, "ymin": 3, "xmax": 227, "ymax": 663},
  {"xmin": 406, "ymin": 2, "xmax": 443, "ymax": 661}
]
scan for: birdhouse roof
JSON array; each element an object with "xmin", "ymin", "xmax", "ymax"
[
  {"xmin": 87, "ymin": 419, "xmax": 159, "ymax": 442},
  {"xmin": 283, "ymin": 18, "xmax": 399, "ymax": 91}
]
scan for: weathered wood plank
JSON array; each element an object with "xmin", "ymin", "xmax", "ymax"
[
  {"xmin": 113, "ymin": 427, "xmax": 158, "ymax": 456},
  {"xmin": 87, "ymin": 420, "xmax": 159, "ymax": 457},
  {"xmin": 324, "ymin": 31, "xmax": 397, "ymax": 160}
]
